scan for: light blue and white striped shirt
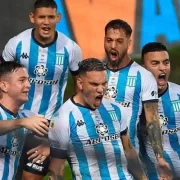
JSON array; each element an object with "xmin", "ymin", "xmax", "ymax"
[
  {"xmin": 0, "ymin": 106, "xmax": 32, "ymax": 180},
  {"xmin": 106, "ymin": 61, "xmax": 158, "ymax": 150},
  {"xmin": 49, "ymin": 98, "xmax": 133, "ymax": 180},
  {"xmin": 2, "ymin": 28, "xmax": 82, "ymax": 119}
]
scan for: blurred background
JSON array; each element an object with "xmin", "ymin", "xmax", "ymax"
[{"xmin": 0, "ymin": 0, "xmax": 180, "ymax": 84}]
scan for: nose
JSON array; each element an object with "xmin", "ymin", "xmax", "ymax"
[
  {"xmin": 26, "ymin": 80, "xmax": 31, "ymax": 89},
  {"xmin": 43, "ymin": 17, "xmax": 50, "ymax": 24},
  {"xmin": 111, "ymin": 41, "xmax": 117, "ymax": 49},
  {"xmin": 159, "ymin": 63, "xmax": 166, "ymax": 71},
  {"xmin": 97, "ymin": 85, "xmax": 105, "ymax": 93}
]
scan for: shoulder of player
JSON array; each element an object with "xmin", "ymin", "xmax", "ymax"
[
  {"xmin": 168, "ymin": 81, "xmax": 180, "ymax": 93},
  {"xmin": 58, "ymin": 98, "xmax": 75, "ymax": 116},
  {"xmin": 7, "ymin": 28, "xmax": 32, "ymax": 45},
  {"xmin": 56, "ymin": 31, "xmax": 80, "ymax": 49}
]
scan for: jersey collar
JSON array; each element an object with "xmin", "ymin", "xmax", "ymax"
[
  {"xmin": 31, "ymin": 28, "xmax": 58, "ymax": 48},
  {"xmin": 0, "ymin": 103, "xmax": 17, "ymax": 117},
  {"xmin": 106, "ymin": 60, "xmax": 134, "ymax": 72}
]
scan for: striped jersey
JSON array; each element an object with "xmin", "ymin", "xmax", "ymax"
[
  {"xmin": 2, "ymin": 28, "xmax": 82, "ymax": 119},
  {"xmin": 0, "ymin": 105, "xmax": 33, "ymax": 180},
  {"xmin": 49, "ymin": 98, "xmax": 133, "ymax": 180},
  {"xmin": 140, "ymin": 82, "xmax": 180, "ymax": 179},
  {"xmin": 105, "ymin": 61, "xmax": 158, "ymax": 149}
]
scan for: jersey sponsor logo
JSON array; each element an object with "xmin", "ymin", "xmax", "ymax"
[
  {"xmin": 85, "ymin": 133, "xmax": 120, "ymax": 146},
  {"xmin": 76, "ymin": 120, "xmax": 85, "ymax": 127},
  {"xmin": 26, "ymin": 162, "xmax": 44, "ymax": 172},
  {"xmin": 34, "ymin": 65, "xmax": 48, "ymax": 77},
  {"xmin": 29, "ymin": 78, "xmax": 59, "ymax": 85},
  {"xmin": 96, "ymin": 123, "xmax": 108, "ymax": 136},
  {"xmin": 127, "ymin": 76, "xmax": 137, "ymax": 87},
  {"xmin": 11, "ymin": 136, "xmax": 19, "ymax": 147},
  {"xmin": 162, "ymin": 127, "xmax": 180, "ymax": 135},
  {"xmin": 56, "ymin": 53, "xmax": 64, "ymax": 65},
  {"xmin": 171, "ymin": 100, "xmax": 180, "ymax": 112},
  {"xmin": 120, "ymin": 101, "xmax": 131, "ymax": 107},
  {"xmin": 0, "ymin": 146, "xmax": 21, "ymax": 156},
  {"xmin": 105, "ymin": 87, "xmax": 118, "ymax": 99},
  {"xmin": 109, "ymin": 111, "xmax": 118, "ymax": 121},
  {"xmin": 159, "ymin": 114, "xmax": 168, "ymax": 127},
  {"xmin": 159, "ymin": 114, "xmax": 180, "ymax": 135},
  {"xmin": 20, "ymin": 52, "xmax": 29, "ymax": 59}
]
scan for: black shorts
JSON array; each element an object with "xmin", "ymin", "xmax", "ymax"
[{"xmin": 22, "ymin": 133, "xmax": 50, "ymax": 176}]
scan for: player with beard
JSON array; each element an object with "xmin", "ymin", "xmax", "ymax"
[
  {"xmin": 47, "ymin": 58, "xmax": 147, "ymax": 180},
  {"xmin": 104, "ymin": 19, "xmax": 172, "ymax": 179},
  {"xmin": 139, "ymin": 42, "xmax": 180, "ymax": 179},
  {"xmin": 0, "ymin": 0, "xmax": 82, "ymax": 179}
]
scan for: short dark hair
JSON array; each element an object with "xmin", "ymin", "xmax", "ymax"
[
  {"xmin": 141, "ymin": 42, "xmax": 168, "ymax": 64},
  {"xmin": 0, "ymin": 61, "xmax": 25, "ymax": 80},
  {"xmin": 33, "ymin": 0, "xmax": 57, "ymax": 10},
  {"xmin": 78, "ymin": 58, "xmax": 107, "ymax": 75},
  {"xmin": 105, "ymin": 19, "xmax": 132, "ymax": 37}
]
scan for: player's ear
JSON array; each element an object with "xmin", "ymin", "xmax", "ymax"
[
  {"xmin": 56, "ymin": 13, "xmax": 61, "ymax": 23},
  {"xmin": 77, "ymin": 77, "xmax": 83, "ymax": 90},
  {"xmin": 29, "ymin": 12, "xmax": 35, "ymax": 24},
  {"xmin": 0, "ymin": 81, "xmax": 9, "ymax": 93}
]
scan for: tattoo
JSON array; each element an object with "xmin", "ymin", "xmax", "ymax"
[
  {"xmin": 146, "ymin": 121, "xmax": 164, "ymax": 159},
  {"xmin": 46, "ymin": 170, "xmax": 63, "ymax": 180},
  {"xmin": 144, "ymin": 102, "xmax": 164, "ymax": 159}
]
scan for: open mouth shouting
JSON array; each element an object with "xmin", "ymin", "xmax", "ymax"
[
  {"xmin": 109, "ymin": 50, "xmax": 118, "ymax": 61},
  {"xmin": 157, "ymin": 73, "xmax": 167, "ymax": 86}
]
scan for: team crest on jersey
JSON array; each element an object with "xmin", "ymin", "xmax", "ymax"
[
  {"xmin": 11, "ymin": 136, "xmax": 19, "ymax": 147},
  {"xmin": 127, "ymin": 76, "xmax": 137, "ymax": 87},
  {"xmin": 34, "ymin": 65, "xmax": 48, "ymax": 77},
  {"xmin": 56, "ymin": 53, "xmax": 64, "ymax": 65},
  {"xmin": 109, "ymin": 111, "xmax": 118, "ymax": 121},
  {"xmin": 96, "ymin": 123, "xmax": 108, "ymax": 136},
  {"xmin": 172, "ymin": 100, "xmax": 180, "ymax": 112},
  {"xmin": 159, "ymin": 114, "xmax": 168, "ymax": 127},
  {"xmin": 105, "ymin": 87, "xmax": 118, "ymax": 99}
]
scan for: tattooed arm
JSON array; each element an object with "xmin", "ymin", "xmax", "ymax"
[
  {"xmin": 144, "ymin": 102, "xmax": 172, "ymax": 179},
  {"xmin": 47, "ymin": 158, "xmax": 65, "ymax": 180},
  {"xmin": 144, "ymin": 102, "xmax": 164, "ymax": 158},
  {"xmin": 121, "ymin": 130, "xmax": 147, "ymax": 180}
]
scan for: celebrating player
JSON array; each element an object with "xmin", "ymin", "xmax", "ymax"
[
  {"xmin": 0, "ymin": 0, "xmax": 82, "ymax": 179},
  {"xmin": 140, "ymin": 42, "xmax": 179, "ymax": 179},
  {"xmin": 104, "ymin": 19, "xmax": 172, "ymax": 179},
  {"xmin": 0, "ymin": 61, "xmax": 49, "ymax": 180},
  {"xmin": 47, "ymin": 58, "xmax": 147, "ymax": 180}
]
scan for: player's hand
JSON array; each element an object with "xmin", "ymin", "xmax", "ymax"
[
  {"xmin": 21, "ymin": 115, "xmax": 49, "ymax": 136},
  {"xmin": 27, "ymin": 143, "xmax": 50, "ymax": 164},
  {"xmin": 157, "ymin": 158, "xmax": 173, "ymax": 180}
]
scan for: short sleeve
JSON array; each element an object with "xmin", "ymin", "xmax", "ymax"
[
  {"xmin": 48, "ymin": 110, "xmax": 70, "ymax": 159},
  {"xmin": 142, "ymin": 71, "xmax": 158, "ymax": 102},
  {"xmin": 2, "ymin": 37, "xmax": 17, "ymax": 61},
  {"xmin": 69, "ymin": 41, "xmax": 82, "ymax": 75}
]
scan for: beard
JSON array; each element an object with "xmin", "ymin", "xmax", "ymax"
[{"xmin": 105, "ymin": 48, "xmax": 127, "ymax": 69}]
